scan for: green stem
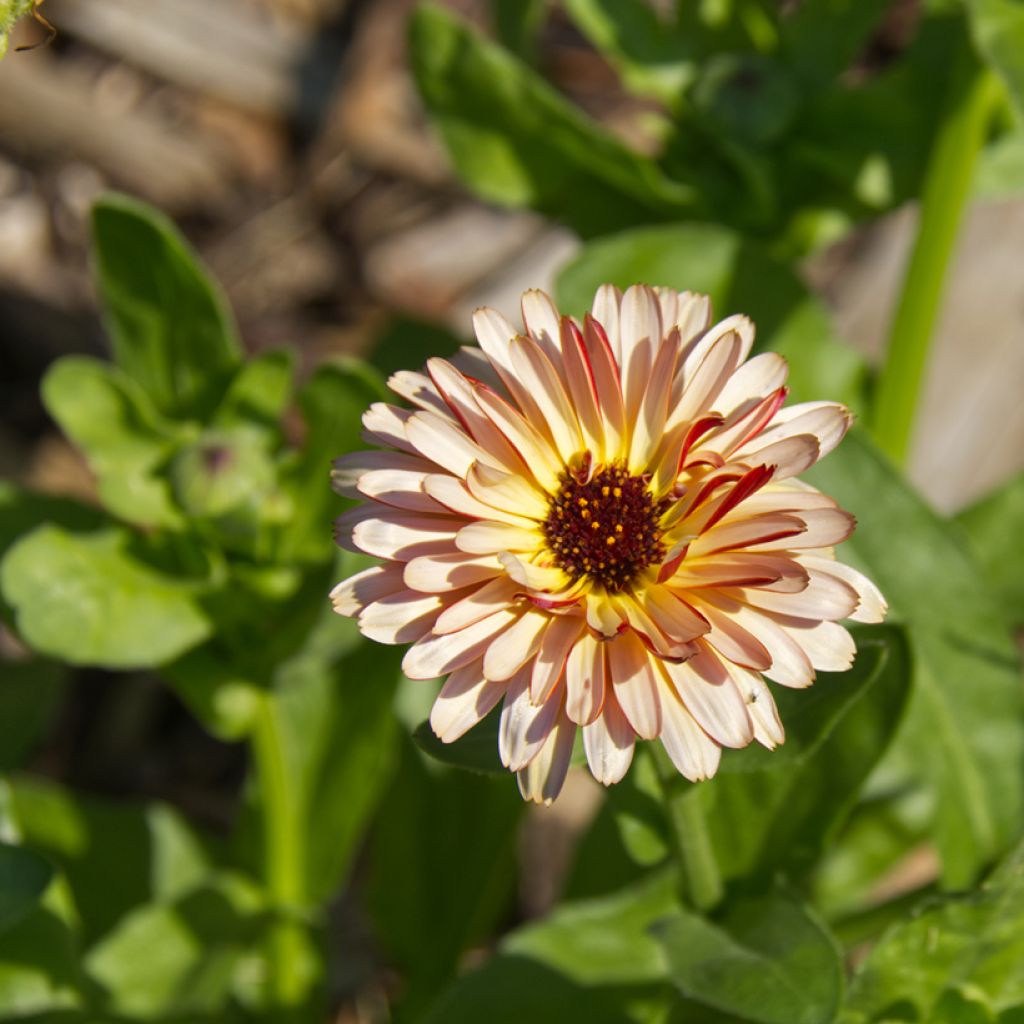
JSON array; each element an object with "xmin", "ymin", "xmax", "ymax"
[
  {"xmin": 251, "ymin": 692, "xmax": 307, "ymax": 1011},
  {"xmin": 655, "ymin": 756, "xmax": 723, "ymax": 911},
  {"xmin": 872, "ymin": 43, "xmax": 1001, "ymax": 464}
]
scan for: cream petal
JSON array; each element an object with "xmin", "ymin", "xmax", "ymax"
[
  {"xmin": 687, "ymin": 513, "xmax": 807, "ymax": 558},
  {"xmin": 628, "ymin": 326, "xmax": 680, "ymax": 473},
  {"xmin": 582, "ymin": 314, "xmax": 627, "ymax": 460},
  {"xmin": 357, "ymin": 468, "xmax": 437, "ymax": 512},
  {"xmin": 455, "ymin": 520, "xmax": 541, "ymax": 555},
  {"xmin": 739, "ymin": 486, "xmax": 838, "ymax": 515},
  {"xmin": 430, "ymin": 662, "xmax": 506, "ymax": 743},
  {"xmin": 668, "ymin": 552, "xmax": 808, "ymax": 592},
  {"xmin": 509, "ymin": 335, "xmax": 582, "ymax": 462},
  {"xmin": 359, "ymin": 590, "xmax": 445, "ymax": 644},
  {"xmin": 473, "ymin": 385, "xmax": 563, "ymax": 492},
  {"xmin": 405, "ymin": 410, "xmax": 490, "ymax": 477},
  {"xmin": 362, "ymin": 402, "xmax": 417, "ymax": 454},
  {"xmin": 714, "ymin": 352, "xmax": 789, "ymax": 413},
  {"xmin": 586, "ymin": 595, "xmax": 625, "ymax": 638},
  {"xmin": 659, "ymin": 687, "xmax": 722, "ymax": 782},
  {"xmin": 619, "ymin": 285, "xmax": 662, "ymax": 421},
  {"xmin": 560, "ymin": 317, "xmax": 606, "ymax": 458},
  {"xmin": 667, "ymin": 323, "xmax": 747, "ymax": 431},
  {"xmin": 517, "ymin": 707, "xmax": 576, "ymax": 805},
  {"xmin": 434, "ymin": 577, "xmax": 521, "ymax": 634},
  {"xmin": 498, "ymin": 552, "xmax": 570, "ymax": 592},
  {"xmin": 331, "ymin": 564, "xmax": 406, "ymax": 617},
  {"xmin": 466, "ymin": 461, "xmax": 549, "ymax": 520},
  {"xmin": 531, "ymin": 615, "xmax": 585, "ymax": 703},
  {"xmin": 685, "ymin": 597, "xmax": 772, "ymax": 671},
  {"xmin": 590, "ymin": 283, "xmax": 622, "ymax": 360},
  {"xmin": 331, "ymin": 450, "xmax": 431, "ymax": 498},
  {"xmin": 736, "ymin": 434, "xmax": 820, "ymax": 480},
  {"xmin": 752, "ymin": 402, "xmax": 852, "ymax": 460},
  {"xmin": 424, "ymin": 474, "xmax": 536, "ymax": 527},
  {"xmin": 521, "ymin": 289, "xmax": 563, "ymax": 362},
  {"xmin": 565, "ymin": 632, "xmax": 607, "ymax": 725},
  {"xmin": 350, "ymin": 512, "xmax": 462, "ymax": 560},
  {"xmin": 403, "ymin": 552, "xmax": 503, "ymax": 593},
  {"xmin": 450, "ymin": 344, "xmax": 505, "ymax": 393},
  {"xmin": 732, "ymin": 666, "xmax": 785, "ymax": 748},
  {"xmin": 640, "ymin": 587, "xmax": 710, "ymax": 645},
  {"xmin": 782, "ymin": 618, "xmax": 856, "ymax": 672},
  {"xmin": 801, "ymin": 555, "xmax": 887, "ymax": 623},
  {"xmin": 710, "ymin": 598, "xmax": 815, "ymax": 687},
  {"xmin": 582, "ymin": 694, "xmax": 635, "ymax": 785},
  {"xmin": 608, "ymin": 632, "xmax": 662, "ymax": 739},
  {"xmin": 499, "ymin": 666, "xmax": 561, "ymax": 771},
  {"xmin": 750, "ymin": 508, "xmax": 855, "ymax": 550},
  {"xmin": 388, "ymin": 369, "xmax": 450, "ymax": 415},
  {"xmin": 696, "ymin": 387, "xmax": 787, "ymax": 460},
  {"xmin": 402, "ymin": 608, "xmax": 518, "ymax": 680},
  {"xmin": 471, "ymin": 306, "xmax": 519, "ymax": 378},
  {"xmin": 663, "ymin": 651, "xmax": 754, "ymax": 748},
  {"xmin": 484, "ymin": 607, "xmax": 549, "ymax": 681},
  {"xmin": 736, "ymin": 568, "xmax": 859, "ymax": 621}
]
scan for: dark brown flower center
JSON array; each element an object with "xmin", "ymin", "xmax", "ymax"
[{"xmin": 542, "ymin": 463, "xmax": 668, "ymax": 592}]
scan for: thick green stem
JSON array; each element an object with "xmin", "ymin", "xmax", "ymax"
[
  {"xmin": 251, "ymin": 692, "xmax": 307, "ymax": 1011},
  {"xmin": 872, "ymin": 44, "xmax": 1001, "ymax": 464},
  {"xmin": 655, "ymin": 755, "xmax": 723, "ymax": 911}
]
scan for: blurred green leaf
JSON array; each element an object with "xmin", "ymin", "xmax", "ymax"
[
  {"xmin": 412, "ymin": 708, "xmax": 503, "ymax": 776},
  {"xmin": 0, "ymin": 485, "xmax": 105, "ymax": 565},
  {"xmin": 968, "ymin": 0, "xmax": 1024, "ymax": 119},
  {"xmin": 424, "ymin": 872, "xmax": 678, "ymax": 1024},
  {"xmin": 0, "ymin": 658, "xmax": 65, "ymax": 770},
  {"xmin": 698, "ymin": 626, "xmax": 911, "ymax": 886},
  {"xmin": 0, "ymin": 843, "xmax": 53, "ymax": 934},
  {"xmin": 277, "ymin": 359, "xmax": 387, "ymax": 565},
  {"xmin": 0, "ymin": 907, "xmax": 83, "ymax": 1016},
  {"xmin": 656, "ymin": 890, "xmax": 843, "ymax": 1024},
  {"xmin": 370, "ymin": 736, "xmax": 523, "ymax": 1019},
  {"xmin": 807, "ymin": 430, "xmax": 1024, "ymax": 888},
  {"xmin": 1, "ymin": 526, "xmax": 213, "ymax": 669},
  {"xmin": 956, "ymin": 471, "xmax": 1024, "ymax": 627},
  {"xmin": 91, "ymin": 193, "xmax": 240, "ymax": 422},
  {"xmin": 212, "ymin": 349, "xmax": 294, "ymax": 444},
  {"xmin": 841, "ymin": 838, "xmax": 1024, "ymax": 1022},
  {"xmin": 491, "ymin": 0, "xmax": 547, "ymax": 63},
  {"xmin": 410, "ymin": 2, "xmax": 697, "ymax": 237},
  {"xmin": 556, "ymin": 222, "xmax": 868, "ymax": 409},
  {"xmin": 42, "ymin": 357, "xmax": 185, "ymax": 529},
  {"xmin": 975, "ymin": 130, "xmax": 1024, "ymax": 201},
  {"xmin": 163, "ymin": 645, "xmax": 261, "ymax": 742},
  {"xmin": 563, "ymin": 0, "xmax": 697, "ymax": 105}
]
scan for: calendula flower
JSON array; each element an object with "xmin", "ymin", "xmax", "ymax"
[{"xmin": 331, "ymin": 286, "xmax": 886, "ymax": 804}]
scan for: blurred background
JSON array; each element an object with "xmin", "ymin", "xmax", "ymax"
[{"xmin": 1, "ymin": 0, "xmax": 1023, "ymax": 1019}]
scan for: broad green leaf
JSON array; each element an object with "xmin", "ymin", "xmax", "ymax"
[
  {"xmin": 0, "ymin": 658, "xmax": 65, "ymax": 770},
  {"xmin": 42, "ymin": 356, "xmax": 185, "ymax": 528},
  {"xmin": 842, "ymin": 839, "xmax": 1024, "ymax": 1022},
  {"xmin": 277, "ymin": 359, "xmax": 387, "ymax": 564},
  {"xmin": 424, "ymin": 872, "xmax": 678, "ymax": 1024},
  {"xmin": 700, "ymin": 626, "xmax": 911, "ymax": 885},
  {"xmin": 0, "ymin": 843, "xmax": 53, "ymax": 933},
  {"xmin": 163, "ymin": 645, "xmax": 261, "ymax": 741},
  {"xmin": 1, "ymin": 526, "xmax": 213, "ymax": 669},
  {"xmin": 555, "ymin": 222, "xmax": 868, "ymax": 409},
  {"xmin": 807, "ymin": 430, "xmax": 1024, "ymax": 887},
  {"xmin": 212, "ymin": 349, "xmax": 294, "ymax": 442},
  {"xmin": 956, "ymin": 471, "xmax": 1024, "ymax": 626},
  {"xmin": 412, "ymin": 708, "xmax": 503, "ymax": 776},
  {"xmin": 410, "ymin": 2, "xmax": 697, "ymax": 237},
  {"xmin": 968, "ymin": 0, "xmax": 1024, "ymax": 118},
  {"xmin": 0, "ymin": 484, "xmax": 105, "ymax": 563},
  {"xmin": 0, "ymin": 907, "xmax": 83, "ymax": 1016},
  {"xmin": 83, "ymin": 875, "xmax": 265, "ymax": 1020},
  {"xmin": 656, "ymin": 890, "xmax": 844, "ymax": 1024},
  {"xmin": 491, "ymin": 0, "xmax": 547, "ymax": 63},
  {"xmin": 975, "ymin": 130, "xmax": 1024, "ymax": 201},
  {"xmin": 370, "ymin": 736, "xmax": 524, "ymax": 1018},
  {"xmin": 91, "ymin": 194, "xmax": 240, "ymax": 421},
  {"xmin": 563, "ymin": 0, "xmax": 697, "ymax": 106},
  {"xmin": 2, "ymin": 777, "xmax": 211, "ymax": 946}
]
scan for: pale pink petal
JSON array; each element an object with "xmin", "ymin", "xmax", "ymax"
[
  {"xmin": 736, "ymin": 435, "xmax": 820, "ymax": 480},
  {"xmin": 732, "ymin": 666, "xmax": 785, "ymax": 748},
  {"xmin": 668, "ymin": 552, "xmax": 808, "ymax": 592},
  {"xmin": 455, "ymin": 520, "xmax": 541, "ymax": 555},
  {"xmin": 405, "ymin": 410, "xmax": 491, "ymax": 477},
  {"xmin": 582, "ymin": 314, "xmax": 627, "ymax": 459},
  {"xmin": 582, "ymin": 693, "xmax": 635, "ymax": 785},
  {"xmin": 484, "ymin": 607, "xmax": 549, "ymax": 681},
  {"xmin": 686, "ymin": 596, "xmax": 772, "ymax": 671},
  {"xmin": 531, "ymin": 615, "xmax": 585, "ymax": 703},
  {"xmin": 667, "ymin": 321, "xmax": 749, "ymax": 431},
  {"xmin": 357, "ymin": 468, "xmax": 437, "ymax": 512},
  {"xmin": 424, "ymin": 474, "xmax": 536, "ymax": 527},
  {"xmin": 331, "ymin": 450, "xmax": 431, "ymax": 498},
  {"xmin": 521, "ymin": 289, "xmax": 563, "ymax": 362},
  {"xmin": 739, "ymin": 486, "xmax": 838, "ymax": 515},
  {"xmin": 402, "ymin": 609, "xmax": 519, "ymax": 680},
  {"xmin": 560, "ymin": 318, "xmax": 605, "ymax": 458},
  {"xmin": 349, "ymin": 512, "xmax": 462, "ymax": 560},
  {"xmin": 590, "ymin": 284, "xmax": 622, "ymax": 360},
  {"xmin": 403, "ymin": 552, "xmax": 502, "ymax": 593},
  {"xmin": 674, "ymin": 291, "xmax": 713, "ymax": 348},
  {"xmin": 713, "ymin": 352, "xmax": 788, "ymax": 414},
  {"xmin": 801, "ymin": 555, "xmax": 887, "ymax": 623},
  {"xmin": 509, "ymin": 335, "xmax": 582, "ymax": 462},
  {"xmin": 331, "ymin": 564, "xmax": 406, "ymax": 617},
  {"xmin": 473, "ymin": 385, "xmax": 563, "ymax": 491},
  {"xmin": 640, "ymin": 587, "xmax": 710, "ymax": 645},
  {"xmin": 499, "ymin": 666, "xmax": 561, "ymax": 771},
  {"xmin": 517, "ymin": 707, "xmax": 576, "ymax": 805},
  {"xmin": 663, "ymin": 651, "xmax": 754, "ymax": 748},
  {"xmin": 708, "ymin": 597, "xmax": 815, "ymax": 687},
  {"xmin": 434, "ymin": 577, "xmax": 520, "ymax": 634},
  {"xmin": 750, "ymin": 508, "xmax": 855, "ymax": 550},
  {"xmin": 565, "ymin": 632, "xmax": 607, "ymax": 725},
  {"xmin": 628, "ymin": 326, "xmax": 681, "ymax": 472},
  {"xmin": 735, "ymin": 569, "xmax": 859, "ymax": 620},
  {"xmin": 619, "ymin": 285, "xmax": 662, "ymax": 421},
  {"xmin": 362, "ymin": 402, "xmax": 417, "ymax": 454},
  {"xmin": 687, "ymin": 513, "xmax": 807, "ymax": 558},
  {"xmin": 695, "ymin": 386, "xmax": 787, "ymax": 460},
  {"xmin": 608, "ymin": 632, "xmax": 662, "ymax": 739},
  {"xmin": 430, "ymin": 662, "xmax": 506, "ymax": 743},
  {"xmin": 359, "ymin": 590, "xmax": 445, "ymax": 644},
  {"xmin": 659, "ymin": 687, "xmax": 722, "ymax": 782},
  {"xmin": 782, "ymin": 618, "xmax": 856, "ymax": 672},
  {"xmin": 751, "ymin": 402, "xmax": 852, "ymax": 460},
  {"xmin": 388, "ymin": 369, "xmax": 450, "ymax": 416}
]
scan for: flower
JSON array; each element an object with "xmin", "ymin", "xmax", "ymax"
[{"xmin": 331, "ymin": 286, "xmax": 886, "ymax": 804}]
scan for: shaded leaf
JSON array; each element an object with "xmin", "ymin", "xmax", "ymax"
[
  {"xmin": 0, "ymin": 658, "xmax": 65, "ymax": 771},
  {"xmin": 0, "ymin": 907, "xmax": 83, "ymax": 1016},
  {"xmin": 1, "ymin": 526, "xmax": 213, "ymax": 670},
  {"xmin": 968, "ymin": 0, "xmax": 1024, "ymax": 119},
  {"xmin": 0, "ymin": 843, "xmax": 53, "ymax": 934},
  {"xmin": 412, "ymin": 708, "xmax": 503, "ymax": 776}
]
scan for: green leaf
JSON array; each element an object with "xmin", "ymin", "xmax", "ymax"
[
  {"xmin": 807, "ymin": 430, "xmax": 1024, "ymax": 887},
  {"xmin": 0, "ymin": 658, "xmax": 65, "ymax": 771},
  {"xmin": 277, "ymin": 358, "xmax": 387, "ymax": 564},
  {"xmin": 424, "ymin": 872, "xmax": 678, "ymax": 1024},
  {"xmin": 842, "ymin": 839, "xmax": 1024, "ymax": 1022},
  {"xmin": 968, "ymin": 0, "xmax": 1024, "ymax": 118},
  {"xmin": 410, "ymin": 2, "xmax": 697, "ymax": 237},
  {"xmin": 0, "ymin": 907, "xmax": 83, "ymax": 1016},
  {"xmin": 0, "ymin": 484, "xmax": 105, "ymax": 564},
  {"xmin": 655, "ymin": 890, "xmax": 844, "ymax": 1024},
  {"xmin": 563, "ymin": 0, "xmax": 697, "ymax": 106},
  {"xmin": 491, "ymin": 0, "xmax": 547, "ymax": 63},
  {"xmin": 1, "ymin": 526, "xmax": 213, "ymax": 669},
  {"xmin": 0, "ymin": 843, "xmax": 53, "ymax": 934},
  {"xmin": 956, "ymin": 471, "xmax": 1024, "ymax": 627},
  {"xmin": 91, "ymin": 193, "xmax": 240, "ymax": 421},
  {"xmin": 163, "ymin": 645, "xmax": 261, "ymax": 742},
  {"xmin": 412, "ymin": 708, "xmax": 503, "ymax": 776},
  {"xmin": 556, "ymin": 222, "xmax": 868, "ymax": 409},
  {"xmin": 42, "ymin": 356, "xmax": 185, "ymax": 528},
  {"xmin": 212, "ymin": 349, "xmax": 294, "ymax": 442}
]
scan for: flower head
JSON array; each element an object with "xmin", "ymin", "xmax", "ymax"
[{"xmin": 331, "ymin": 286, "xmax": 886, "ymax": 803}]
